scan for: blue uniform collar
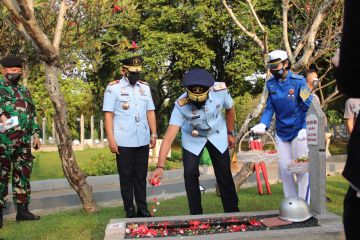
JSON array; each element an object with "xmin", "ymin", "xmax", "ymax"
[{"xmin": 275, "ymin": 70, "xmax": 295, "ymax": 84}]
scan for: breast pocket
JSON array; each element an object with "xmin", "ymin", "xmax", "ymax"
[
  {"xmin": 119, "ymin": 96, "xmax": 130, "ymax": 102},
  {"xmin": 211, "ymin": 103, "xmax": 223, "ymax": 119},
  {"xmin": 138, "ymin": 96, "xmax": 149, "ymax": 109},
  {"xmin": 116, "ymin": 96, "xmax": 130, "ymax": 111}
]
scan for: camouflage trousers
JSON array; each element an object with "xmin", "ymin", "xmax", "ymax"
[{"xmin": 0, "ymin": 142, "xmax": 34, "ymax": 207}]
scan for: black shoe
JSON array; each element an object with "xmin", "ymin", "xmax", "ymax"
[
  {"xmin": 137, "ymin": 209, "xmax": 152, "ymax": 218},
  {"xmin": 16, "ymin": 204, "xmax": 40, "ymax": 221},
  {"xmin": 125, "ymin": 207, "xmax": 136, "ymax": 218},
  {"xmin": 0, "ymin": 207, "xmax": 3, "ymax": 228}
]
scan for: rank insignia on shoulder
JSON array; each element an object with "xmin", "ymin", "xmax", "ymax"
[
  {"xmin": 108, "ymin": 80, "xmax": 120, "ymax": 85},
  {"xmin": 213, "ymin": 82, "xmax": 227, "ymax": 91},
  {"xmin": 177, "ymin": 97, "xmax": 189, "ymax": 107},
  {"xmin": 139, "ymin": 80, "xmax": 149, "ymax": 85},
  {"xmin": 300, "ymin": 86, "xmax": 311, "ymax": 101}
]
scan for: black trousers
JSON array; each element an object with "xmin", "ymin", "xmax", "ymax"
[
  {"xmin": 344, "ymin": 186, "xmax": 360, "ymax": 240},
  {"xmin": 182, "ymin": 141, "xmax": 239, "ymax": 215},
  {"xmin": 116, "ymin": 145, "xmax": 149, "ymax": 211}
]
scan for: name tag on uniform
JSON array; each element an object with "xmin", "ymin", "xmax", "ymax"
[
  {"xmin": 121, "ymin": 93, "xmax": 129, "ymax": 96},
  {"xmin": 192, "ymin": 115, "xmax": 200, "ymax": 119},
  {"xmin": 269, "ymin": 91, "xmax": 277, "ymax": 94},
  {"xmin": 0, "ymin": 116, "xmax": 19, "ymax": 131}
]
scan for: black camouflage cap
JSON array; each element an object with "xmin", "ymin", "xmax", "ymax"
[{"xmin": 0, "ymin": 56, "xmax": 25, "ymax": 68}]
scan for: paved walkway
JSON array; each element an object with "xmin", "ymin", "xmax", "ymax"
[{"xmin": 3, "ymin": 155, "xmax": 346, "ymax": 218}]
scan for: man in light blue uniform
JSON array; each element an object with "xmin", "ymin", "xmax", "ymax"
[
  {"xmin": 103, "ymin": 56, "xmax": 157, "ymax": 218},
  {"xmin": 149, "ymin": 69, "xmax": 239, "ymax": 215},
  {"xmin": 251, "ymin": 50, "xmax": 312, "ymax": 203}
]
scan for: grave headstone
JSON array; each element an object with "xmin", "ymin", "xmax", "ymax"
[
  {"xmin": 90, "ymin": 115, "xmax": 94, "ymax": 142},
  {"xmin": 306, "ymin": 99, "xmax": 326, "ymax": 215},
  {"xmin": 80, "ymin": 114, "xmax": 85, "ymax": 145},
  {"xmin": 42, "ymin": 117, "xmax": 46, "ymax": 144},
  {"xmin": 100, "ymin": 119, "xmax": 104, "ymax": 144}
]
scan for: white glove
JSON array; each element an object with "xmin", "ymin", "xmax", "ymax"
[
  {"xmin": 251, "ymin": 123, "xmax": 266, "ymax": 134},
  {"xmin": 297, "ymin": 129, "xmax": 307, "ymax": 141}
]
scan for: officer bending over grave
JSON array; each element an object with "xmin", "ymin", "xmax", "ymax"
[{"xmin": 149, "ymin": 69, "xmax": 239, "ymax": 215}]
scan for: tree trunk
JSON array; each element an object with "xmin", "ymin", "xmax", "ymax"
[
  {"xmin": 231, "ymin": 85, "xmax": 268, "ymax": 191},
  {"xmin": 233, "ymin": 162, "xmax": 255, "ymax": 190},
  {"xmin": 44, "ymin": 64, "xmax": 98, "ymax": 213}
]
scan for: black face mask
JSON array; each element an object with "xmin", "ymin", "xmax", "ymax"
[
  {"xmin": 127, "ymin": 72, "xmax": 140, "ymax": 85},
  {"xmin": 193, "ymin": 101, "xmax": 206, "ymax": 109},
  {"xmin": 5, "ymin": 73, "xmax": 22, "ymax": 84},
  {"xmin": 270, "ymin": 68, "xmax": 285, "ymax": 79}
]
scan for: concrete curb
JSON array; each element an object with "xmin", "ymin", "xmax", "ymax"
[{"xmin": 105, "ymin": 211, "xmax": 344, "ymax": 240}]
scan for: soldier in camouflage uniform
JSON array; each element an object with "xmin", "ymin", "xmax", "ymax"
[{"xmin": 0, "ymin": 56, "xmax": 41, "ymax": 228}]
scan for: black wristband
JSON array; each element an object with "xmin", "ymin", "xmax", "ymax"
[
  {"xmin": 156, "ymin": 165, "xmax": 165, "ymax": 170},
  {"xmin": 227, "ymin": 130, "xmax": 236, "ymax": 136}
]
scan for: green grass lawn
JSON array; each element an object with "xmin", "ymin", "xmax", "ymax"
[
  {"xmin": 31, "ymin": 148, "xmax": 113, "ymax": 180},
  {"xmin": 0, "ymin": 176, "xmax": 347, "ymax": 240},
  {"xmin": 329, "ymin": 138, "xmax": 348, "ymax": 155},
  {"xmin": 31, "ymin": 147, "xmax": 183, "ymax": 180}
]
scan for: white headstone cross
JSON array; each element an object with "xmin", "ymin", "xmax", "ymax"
[
  {"xmin": 42, "ymin": 117, "xmax": 46, "ymax": 144},
  {"xmin": 306, "ymin": 98, "xmax": 326, "ymax": 215}
]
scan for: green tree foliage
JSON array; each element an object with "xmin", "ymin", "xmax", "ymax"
[
  {"xmin": 1, "ymin": 0, "xmax": 343, "ymax": 137},
  {"xmin": 233, "ymin": 92, "xmax": 253, "ymax": 131},
  {"xmin": 29, "ymin": 66, "xmax": 95, "ymax": 139}
]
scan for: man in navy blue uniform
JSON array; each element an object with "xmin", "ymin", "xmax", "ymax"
[
  {"xmin": 103, "ymin": 56, "xmax": 157, "ymax": 218},
  {"xmin": 148, "ymin": 69, "xmax": 239, "ymax": 215},
  {"xmin": 251, "ymin": 50, "xmax": 312, "ymax": 203}
]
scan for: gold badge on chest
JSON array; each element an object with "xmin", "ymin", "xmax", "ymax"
[
  {"xmin": 191, "ymin": 129, "xmax": 199, "ymax": 137},
  {"xmin": 122, "ymin": 102, "xmax": 129, "ymax": 110}
]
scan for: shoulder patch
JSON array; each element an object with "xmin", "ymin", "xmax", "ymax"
[
  {"xmin": 177, "ymin": 97, "xmax": 189, "ymax": 107},
  {"xmin": 108, "ymin": 80, "xmax": 120, "ymax": 85},
  {"xmin": 139, "ymin": 80, "xmax": 149, "ymax": 86},
  {"xmin": 300, "ymin": 86, "xmax": 311, "ymax": 101},
  {"xmin": 213, "ymin": 82, "xmax": 227, "ymax": 91}
]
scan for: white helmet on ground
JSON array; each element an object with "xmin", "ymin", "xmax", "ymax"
[{"xmin": 279, "ymin": 197, "xmax": 312, "ymax": 222}]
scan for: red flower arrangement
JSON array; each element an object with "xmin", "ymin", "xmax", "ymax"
[{"xmin": 125, "ymin": 216, "xmax": 266, "ymax": 238}]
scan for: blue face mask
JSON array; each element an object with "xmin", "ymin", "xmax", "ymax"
[{"xmin": 270, "ymin": 68, "xmax": 285, "ymax": 79}]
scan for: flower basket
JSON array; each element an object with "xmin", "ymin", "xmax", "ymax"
[
  {"xmin": 237, "ymin": 131, "xmax": 278, "ymax": 164},
  {"xmin": 287, "ymin": 158, "xmax": 309, "ymax": 174}
]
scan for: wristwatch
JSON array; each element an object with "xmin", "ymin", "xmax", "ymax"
[
  {"xmin": 227, "ymin": 130, "xmax": 237, "ymax": 136},
  {"xmin": 151, "ymin": 133, "xmax": 158, "ymax": 138}
]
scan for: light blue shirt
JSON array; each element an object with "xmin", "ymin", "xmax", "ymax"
[
  {"xmin": 169, "ymin": 82, "xmax": 233, "ymax": 156},
  {"xmin": 102, "ymin": 77, "xmax": 155, "ymax": 147}
]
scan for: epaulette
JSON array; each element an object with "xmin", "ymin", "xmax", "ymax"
[
  {"xmin": 177, "ymin": 97, "xmax": 189, "ymax": 107},
  {"xmin": 290, "ymin": 74, "xmax": 304, "ymax": 80},
  {"xmin": 108, "ymin": 80, "xmax": 120, "ymax": 85},
  {"xmin": 139, "ymin": 80, "xmax": 149, "ymax": 85},
  {"xmin": 213, "ymin": 82, "xmax": 227, "ymax": 91}
]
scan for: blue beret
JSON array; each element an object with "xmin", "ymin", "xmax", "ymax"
[
  {"xmin": 182, "ymin": 69, "xmax": 215, "ymax": 87},
  {"xmin": 0, "ymin": 56, "xmax": 25, "ymax": 68}
]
